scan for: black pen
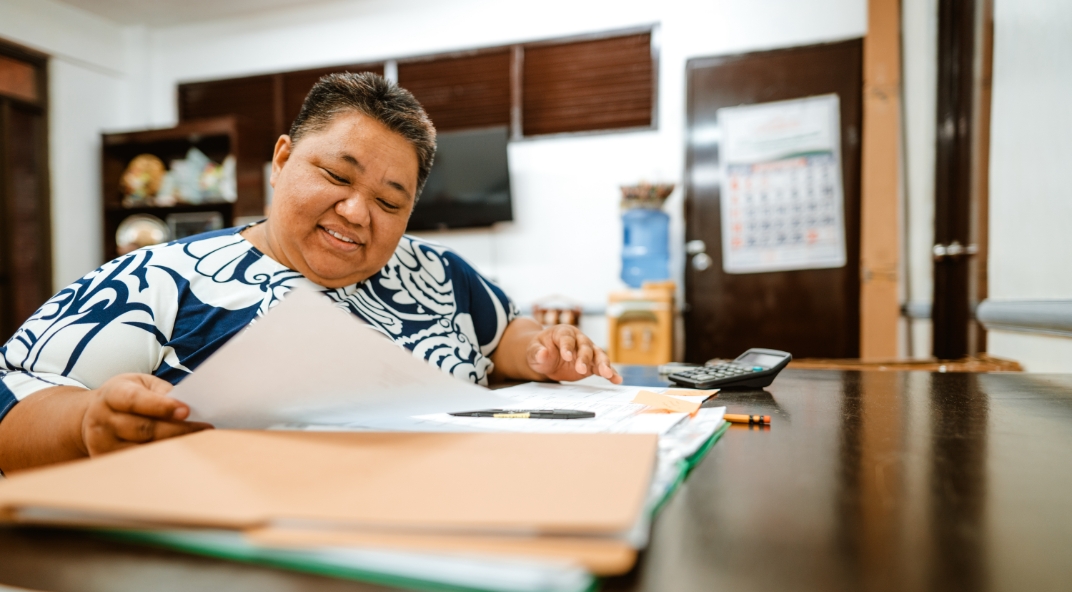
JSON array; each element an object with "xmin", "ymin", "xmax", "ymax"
[{"xmin": 450, "ymin": 409, "xmax": 596, "ymax": 420}]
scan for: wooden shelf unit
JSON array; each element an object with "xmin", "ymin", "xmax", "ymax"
[{"xmin": 100, "ymin": 116, "xmax": 264, "ymax": 261}]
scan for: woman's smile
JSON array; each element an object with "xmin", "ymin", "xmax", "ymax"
[{"xmin": 318, "ymin": 224, "xmax": 363, "ymax": 251}]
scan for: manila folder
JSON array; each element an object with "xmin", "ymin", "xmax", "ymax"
[{"xmin": 0, "ymin": 430, "xmax": 657, "ymax": 537}]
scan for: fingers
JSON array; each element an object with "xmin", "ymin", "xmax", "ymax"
[
  {"xmin": 560, "ymin": 327, "xmax": 595, "ymax": 375},
  {"xmin": 132, "ymin": 372, "xmax": 175, "ymax": 396},
  {"xmin": 592, "ymin": 346, "xmax": 623, "ymax": 384},
  {"xmin": 528, "ymin": 326, "xmax": 575, "ymax": 374},
  {"xmin": 528, "ymin": 325, "xmax": 621, "ymax": 384},
  {"xmin": 552, "ymin": 327, "xmax": 577, "ymax": 363},
  {"xmin": 110, "ymin": 414, "xmax": 211, "ymax": 443},
  {"xmin": 575, "ymin": 341, "xmax": 594, "ymax": 374},
  {"xmin": 526, "ymin": 337, "xmax": 558, "ymax": 375},
  {"xmin": 83, "ymin": 373, "xmax": 209, "ymax": 457},
  {"xmin": 103, "ymin": 374, "xmax": 187, "ymax": 420},
  {"xmin": 548, "ymin": 325, "xmax": 588, "ymax": 372}
]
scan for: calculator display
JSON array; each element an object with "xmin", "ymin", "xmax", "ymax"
[{"xmin": 736, "ymin": 352, "xmax": 786, "ymax": 368}]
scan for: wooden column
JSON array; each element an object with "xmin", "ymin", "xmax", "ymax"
[
  {"xmin": 970, "ymin": 0, "xmax": 993, "ymax": 355},
  {"xmin": 859, "ymin": 0, "xmax": 903, "ymax": 359}
]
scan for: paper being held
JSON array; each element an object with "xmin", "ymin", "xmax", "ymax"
[{"xmin": 168, "ymin": 288, "xmax": 509, "ymax": 428}]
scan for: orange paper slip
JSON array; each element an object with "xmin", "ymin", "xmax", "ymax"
[
  {"xmin": 632, "ymin": 390, "xmax": 703, "ymax": 414},
  {"xmin": 663, "ymin": 388, "xmax": 718, "ymax": 400}
]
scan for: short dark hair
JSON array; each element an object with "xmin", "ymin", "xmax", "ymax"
[{"xmin": 289, "ymin": 72, "xmax": 436, "ymax": 198}]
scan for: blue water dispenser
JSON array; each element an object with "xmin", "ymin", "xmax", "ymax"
[{"xmin": 620, "ymin": 184, "xmax": 674, "ymax": 288}]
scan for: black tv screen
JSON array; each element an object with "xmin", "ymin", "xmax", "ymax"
[{"xmin": 407, "ymin": 126, "xmax": 513, "ymax": 231}]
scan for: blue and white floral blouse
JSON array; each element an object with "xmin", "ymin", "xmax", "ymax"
[{"xmin": 0, "ymin": 226, "xmax": 518, "ymax": 422}]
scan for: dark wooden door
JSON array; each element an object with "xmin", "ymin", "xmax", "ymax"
[
  {"xmin": 684, "ymin": 40, "xmax": 863, "ymax": 362},
  {"xmin": 0, "ymin": 46, "xmax": 50, "ymax": 343}
]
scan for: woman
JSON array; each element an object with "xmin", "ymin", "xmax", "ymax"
[{"xmin": 0, "ymin": 73, "xmax": 619, "ymax": 472}]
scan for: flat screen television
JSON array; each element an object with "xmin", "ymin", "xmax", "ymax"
[{"xmin": 407, "ymin": 126, "xmax": 513, "ymax": 231}]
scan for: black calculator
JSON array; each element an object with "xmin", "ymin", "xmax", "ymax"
[{"xmin": 668, "ymin": 348, "xmax": 792, "ymax": 389}]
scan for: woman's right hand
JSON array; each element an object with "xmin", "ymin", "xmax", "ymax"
[{"xmin": 81, "ymin": 373, "xmax": 213, "ymax": 456}]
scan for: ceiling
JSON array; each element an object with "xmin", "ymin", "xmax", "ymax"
[{"xmin": 54, "ymin": 0, "xmax": 345, "ymax": 27}]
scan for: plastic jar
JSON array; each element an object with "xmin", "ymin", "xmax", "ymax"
[{"xmin": 621, "ymin": 207, "xmax": 670, "ymax": 288}]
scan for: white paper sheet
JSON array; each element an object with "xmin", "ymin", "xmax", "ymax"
[
  {"xmin": 412, "ymin": 382, "xmax": 690, "ymax": 434},
  {"xmin": 168, "ymin": 288, "xmax": 510, "ymax": 429},
  {"xmin": 310, "ymin": 382, "xmax": 686, "ymax": 435}
]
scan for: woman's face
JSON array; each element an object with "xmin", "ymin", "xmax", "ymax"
[{"xmin": 261, "ymin": 111, "xmax": 419, "ymax": 288}]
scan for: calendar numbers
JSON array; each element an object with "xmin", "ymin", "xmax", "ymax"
[{"xmin": 717, "ymin": 95, "xmax": 847, "ymax": 274}]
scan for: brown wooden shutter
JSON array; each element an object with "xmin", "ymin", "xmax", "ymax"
[
  {"xmin": 178, "ymin": 75, "xmax": 279, "ymax": 161},
  {"xmin": 282, "ymin": 63, "xmax": 385, "ymax": 133},
  {"xmin": 522, "ymin": 33, "xmax": 653, "ymax": 136},
  {"xmin": 397, "ymin": 50, "xmax": 512, "ymax": 132},
  {"xmin": 179, "ymin": 64, "xmax": 386, "ymax": 162},
  {"xmin": 0, "ymin": 54, "xmax": 38, "ymax": 103}
]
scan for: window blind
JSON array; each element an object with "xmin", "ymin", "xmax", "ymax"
[
  {"xmin": 522, "ymin": 32, "xmax": 654, "ymax": 136},
  {"xmin": 398, "ymin": 50, "xmax": 512, "ymax": 132},
  {"xmin": 282, "ymin": 63, "xmax": 384, "ymax": 132},
  {"xmin": 179, "ymin": 75, "xmax": 279, "ymax": 161}
]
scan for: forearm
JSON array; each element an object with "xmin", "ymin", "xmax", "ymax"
[
  {"xmin": 489, "ymin": 317, "xmax": 547, "ymax": 382},
  {"xmin": 0, "ymin": 386, "xmax": 90, "ymax": 474}
]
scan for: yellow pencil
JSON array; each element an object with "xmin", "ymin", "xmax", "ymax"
[{"xmin": 724, "ymin": 413, "xmax": 770, "ymax": 425}]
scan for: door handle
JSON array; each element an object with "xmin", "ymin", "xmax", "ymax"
[
  {"xmin": 686, "ymin": 240, "xmax": 712, "ymax": 271},
  {"xmin": 691, "ymin": 253, "xmax": 713, "ymax": 271},
  {"xmin": 932, "ymin": 241, "xmax": 977, "ymax": 261}
]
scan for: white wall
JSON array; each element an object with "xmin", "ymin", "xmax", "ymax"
[
  {"xmin": 901, "ymin": 0, "xmax": 938, "ymax": 359},
  {"xmin": 126, "ymin": 0, "xmax": 865, "ymax": 348},
  {"xmin": 0, "ymin": 0, "xmax": 135, "ymax": 288},
  {"xmin": 986, "ymin": 0, "xmax": 1072, "ymax": 371}
]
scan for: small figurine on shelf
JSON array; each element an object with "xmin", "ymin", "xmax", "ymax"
[
  {"xmin": 219, "ymin": 155, "xmax": 237, "ymax": 202},
  {"xmin": 199, "ymin": 155, "xmax": 238, "ymax": 203},
  {"xmin": 170, "ymin": 147, "xmax": 211, "ymax": 204},
  {"xmin": 153, "ymin": 173, "xmax": 179, "ymax": 207},
  {"xmin": 119, "ymin": 154, "xmax": 166, "ymax": 208},
  {"xmin": 122, "ymin": 147, "xmax": 239, "ymax": 208}
]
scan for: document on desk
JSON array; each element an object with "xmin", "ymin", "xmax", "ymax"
[
  {"xmin": 321, "ymin": 381, "xmax": 694, "ymax": 437},
  {"xmin": 406, "ymin": 382, "xmax": 695, "ymax": 435},
  {"xmin": 168, "ymin": 288, "xmax": 509, "ymax": 429}
]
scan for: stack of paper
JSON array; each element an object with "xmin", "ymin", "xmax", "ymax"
[{"xmin": 0, "ymin": 288, "xmax": 728, "ymax": 592}]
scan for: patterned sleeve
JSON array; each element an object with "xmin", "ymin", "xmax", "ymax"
[
  {"xmin": 0, "ymin": 249, "xmax": 177, "ymax": 422},
  {"xmin": 442, "ymin": 250, "xmax": 519, "ymax": 357}
]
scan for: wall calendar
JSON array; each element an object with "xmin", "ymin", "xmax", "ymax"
[{"xmin": 717, "ymin": 94, "xmax": 847, "ymax": 274}]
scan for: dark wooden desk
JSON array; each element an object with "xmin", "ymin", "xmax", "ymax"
[{"xmin": 2, "ymin": 369, "xmax": 1071, "ymax": 592}]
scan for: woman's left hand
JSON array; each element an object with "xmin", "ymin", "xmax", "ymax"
[
  {"xmin": 490, "ymin": 317, "xmax": 622, "ymax": 384},
  {"xmin": 525, "ymin": 324, "xmax": 622, "ymax": 384}
]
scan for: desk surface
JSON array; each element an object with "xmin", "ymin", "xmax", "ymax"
[{"xmin": 2, "ymin": 368, "xmax": 1071, "ymax": 592}]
